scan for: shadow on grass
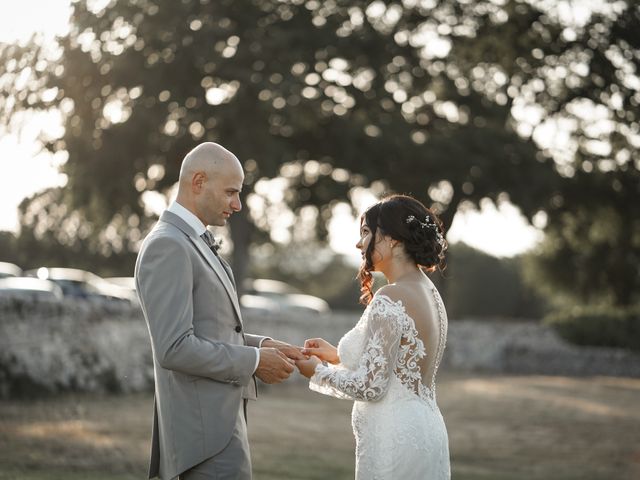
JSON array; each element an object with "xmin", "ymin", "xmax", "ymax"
[{"xmin": 1, "ymin": 374, "xmax": 639, "ymax": 480}]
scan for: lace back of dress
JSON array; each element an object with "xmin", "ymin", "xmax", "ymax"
[{"xmin": 393, "ymin": 284, "xmax": 448, "ymax": 404}]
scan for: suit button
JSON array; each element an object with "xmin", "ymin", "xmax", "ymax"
[{"xmin": 235, "ymin": 326, "xmax": 242, "ymax": 333}]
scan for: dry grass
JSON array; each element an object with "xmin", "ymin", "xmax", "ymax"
[{"xmin": 0, "ymin": 373, "xmax": 639, "ymax": 479}]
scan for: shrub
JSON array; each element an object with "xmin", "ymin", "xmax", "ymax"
[
  {"xmin": 443, "ymin": 243, "xmax": 549, "ymax": 320},
  {"xmin": 545, "ymin": 306, "xmax": 640, "ymax": 351}
]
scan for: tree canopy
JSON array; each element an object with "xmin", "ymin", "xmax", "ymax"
[{"xmin": 1, "ymin": 0, "xmax": 638, "ymax": 305}]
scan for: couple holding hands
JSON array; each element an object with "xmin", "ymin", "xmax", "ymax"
[{"xmin": 135, "ymin": 142, "xmax": 451, "ymax": 480}]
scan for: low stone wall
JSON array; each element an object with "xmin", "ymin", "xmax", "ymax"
[
  {"xmin": 443, "ymin": 320, "xmax": 640, "ymax": 377},
  {"xmin": 0, "ymin": 297, "xmax": 152, "ymax": 397},
  {"xmin": 1, "ymin": 298, "xmax": 639, "ymax": 397}
]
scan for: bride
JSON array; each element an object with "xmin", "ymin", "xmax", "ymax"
[{"xmin": 296, "ymin": 194, "xmax": 451, "ymax": 479}]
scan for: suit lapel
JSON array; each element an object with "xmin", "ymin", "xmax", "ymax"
[
  {"xmin": 191, "ymin": 238, "xmax": 243, "ymax": 322},
  {"xmin": 159, "ymin": 211, "xmax": 244, "ymax": 325},
  {"xmin": 217, "ymin": 256, "xmax": 237, "ymax": 290}
]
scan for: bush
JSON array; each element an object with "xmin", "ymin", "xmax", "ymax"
[
  {"xmin": 442, "ymin": 243, "xmax": 549, "ymax": 320},
  {"xmin": 545, "ymin": 306, "xmax": 640, "ymax": 351}
]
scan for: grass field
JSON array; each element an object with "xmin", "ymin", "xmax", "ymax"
[{"xmin": 1, "ymin": 373, "xmax": 639, "ymax": 479}]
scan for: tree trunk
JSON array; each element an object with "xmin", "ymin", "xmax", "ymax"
[
  {"xmin": 433, "ymin": 192, "xmax": 461, "ymax": 312},
  {"xmin": 438, "ymin": 189, "xmax": 462, "ymax": 234},
  {"xmin": 229, "ymin": 206, "xmax": 253, "ymax": 296},
  {"xmin": 612, "ymin": 213, "xmax": 634, "ymax": 307}
]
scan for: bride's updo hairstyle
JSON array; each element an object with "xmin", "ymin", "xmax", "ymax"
[{"xmin": 357, "ymin": 194, "xmax": 447, "ymax": 305}]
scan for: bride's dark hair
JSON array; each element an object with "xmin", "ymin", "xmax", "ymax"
[{"xmin": 357, "ymin": 194, "xmax": 447, "ymax": 305}]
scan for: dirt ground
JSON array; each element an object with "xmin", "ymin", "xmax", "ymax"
[{"xmin": 0, "ymin": 373, "xmax": 639, "ymax": 480}]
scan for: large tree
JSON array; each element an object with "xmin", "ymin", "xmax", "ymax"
[
  {"xmin": 1, "ymin": 0, "xmax": 636, "ymax": 301},
  {"xmin": 515, "ymin": 3, "xmax": 640, "ymax": 307}
]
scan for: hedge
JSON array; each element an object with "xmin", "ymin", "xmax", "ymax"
[{"xmin": 545, "ymin": 306, "xmax": 640, "ymax": 351}]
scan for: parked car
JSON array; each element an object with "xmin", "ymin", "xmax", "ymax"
[
  {"xmin": 104, "ymin": 276, "xmax": 136, "ymax": 290},
  {"xmin": 24, "ymin": 267, "xmax": 136, "ymax": 305},
  {"xmin": 104, "ymin": 276, "xmax": 137, "ymax": 300},
  {"xmin": 0, "ymin": 262, "xmax": 22, "ymax": 279},
  {"xmin": 0, "ymin": 277, "xmax": 64, "ymax": 301},
  {"xmin": 240, "ymin": 278, "xmax": 330, "ymax": 315}
]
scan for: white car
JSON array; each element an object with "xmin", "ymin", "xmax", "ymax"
[
  {"xmin": 240, "ymin": 278, "xmax": 330, "ymax": 315},
  {"xmin": 24, "ymin": 267, "xmax": 136, "ymax": 305},
  {"xmin": 0, "ymin": 261, "xmax": 22, "ymax": 279},
  {"xmin": 0, "ymin": 277, "xmax": 64, "ymax": 301}
]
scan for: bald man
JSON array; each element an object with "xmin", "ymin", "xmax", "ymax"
[{"xmin": 135, "ymin": 143, "xmax": 303, "ymax": 480}]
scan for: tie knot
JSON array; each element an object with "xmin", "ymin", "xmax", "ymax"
[{"xmin": 201, "ymin": 230, "xmax": 220, "ymax": 253}]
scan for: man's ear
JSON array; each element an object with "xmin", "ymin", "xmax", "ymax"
[{"xmin": 192, "ymin": 171, "xmax": 206, "ymax": 193}]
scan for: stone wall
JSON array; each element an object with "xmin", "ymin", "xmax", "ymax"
[
  {"xmin": 1, "ymin": 298, "xmax": 639, "ymax": 397},
  {"xmin": 442, "ymin": 319, "xmax": 640, "ymax": 377},
  {"xmin": 0, "ymin": 297, "xmax": 152, "ymax": 397}
]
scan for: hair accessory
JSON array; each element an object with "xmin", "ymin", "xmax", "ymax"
[{"xmin": 405, "ymin": 214, "xmax": 446, "ymax": 248}]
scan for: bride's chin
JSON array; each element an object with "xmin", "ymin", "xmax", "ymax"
[
  {"xmin": 359, "ymin": 257, "xmax": 378, "ymax": 271},
  {"xmin": 362, "ymin": 263, "xmax": 376, "ymax": 272}
]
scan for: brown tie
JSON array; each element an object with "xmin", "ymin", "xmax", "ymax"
[{"xmin": 200, "ymin": 230, "xmax": 219, "ymax": 255}]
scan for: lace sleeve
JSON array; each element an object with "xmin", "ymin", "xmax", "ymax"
[{"xmin": 309, "ymin": 295, "xmax": 404, "ymax": 401}]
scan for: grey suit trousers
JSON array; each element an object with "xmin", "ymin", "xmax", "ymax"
[{"xmin": 179, "ymin": 404, "xmax": 251, "ymax": 480}]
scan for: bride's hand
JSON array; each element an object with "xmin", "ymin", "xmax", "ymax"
[
  {"xmin": 302, "ymin": 338, "xmax": 339, "ymax": 364},
  {"xmin": 296, "ymin": 355, "xmax": 321, "ymax": 379}
]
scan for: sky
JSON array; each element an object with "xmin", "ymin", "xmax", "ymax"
[{"xmin": 0, "ymin": 0, "xmax": 543, "ymax": 259}]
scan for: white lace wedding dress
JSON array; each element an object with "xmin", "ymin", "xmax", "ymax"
[{"xmin": 309, "ymin": 283, "xmax": 451, "ymax": 479}]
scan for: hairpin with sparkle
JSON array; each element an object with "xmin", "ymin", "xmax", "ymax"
[{"xmin": 406, "ymin": 214, "xmax": 445, "ymax": 248}]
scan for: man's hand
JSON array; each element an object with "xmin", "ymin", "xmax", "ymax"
[
  {"xmin": 255, "ymin": 347, "xmax": 295, "ymax": 384},
  {"xmin": 262, "ymin": 339, "xmax": 305, "ymax": 361}
]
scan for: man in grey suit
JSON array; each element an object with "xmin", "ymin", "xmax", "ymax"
[{"xmin": 135, "ymin": 142, "xmax": 303, "ymax": 480}]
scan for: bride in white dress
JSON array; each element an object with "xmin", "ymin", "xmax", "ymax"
[{"xmin": 297, "ymin": 194, "xmax": 451, "ymax": 479}]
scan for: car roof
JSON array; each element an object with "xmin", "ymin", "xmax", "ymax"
[
  {"xmin": 104, "ymin": 277, "xmax": 136, "ymax": 288},
  {"xmin": 0, "ymin": 262, "xmax": 22, "ymax": 276},
  {"xmin": 245, "ymin": 278, "xmax": 301, "ymax": 294},
  {"xmin": 0, "ymin": 276, "xmax": 62, "ymax": 293},
  {"xmin": 25, "ymin": 267, "xmax": 102, "ymax": 283}
]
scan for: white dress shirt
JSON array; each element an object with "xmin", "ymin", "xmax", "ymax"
[{"xmin": 167, "ymin": 201, "xmax": 261, "ymax": 373}]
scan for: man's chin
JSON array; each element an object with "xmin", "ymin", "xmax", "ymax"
[{"xmin": 206, "ymin": 218, "xmax": 226, "ymax": 227}]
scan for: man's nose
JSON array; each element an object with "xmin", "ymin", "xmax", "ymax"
[{"xmin": 231, "ymin": 196, "xmax": 242, "ymax": 212}]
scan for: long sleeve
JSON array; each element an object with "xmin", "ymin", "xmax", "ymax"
[{"xmin": 310, "ymin": 296, "xmax": 404, "ymax": 402}]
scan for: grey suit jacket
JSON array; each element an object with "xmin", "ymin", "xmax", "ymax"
[{"xmin": 135, "ymin": 211, "xmax": 267, "ymax": 480}]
